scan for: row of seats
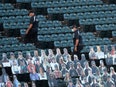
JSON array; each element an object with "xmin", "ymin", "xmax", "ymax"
[
  {"xmin": 82, "ymin": 38, "xmax": 112, "ymax": 46},
  {"xmin": 1, "ymin": 16, "xmax": 30, "ymax": 23},
  {"xmin": 3, "ymin": 22, "xmax": 29, "ymax": 29},
  {"xmin": 0, "ymin": 37, "xmax": 19, "ymax": 45},
  {"xmin": 37, "ymin": 15, "xmax": 47, "ymax": 21},
  {"xmin": 2, "ymin": 15, "xmax": 46, "ymax": 29},
  {"xmin": 37, "ymin": 33, "xmax": 73, "ymax": 42},
  {"xmin": 0, "ymin": 3, "xmax": 14, "ymax": 10},
  {"xmin": 81, "ymin": 32, "xmax": 96, "ymax": 41},
  {"xmin": 96, "ymin": 24, "xmax": 116, "ymax": 31},
  {"xmin": 38, "ymin": 26, "xmax": 72, "ymax": 35},
  {"xmin": 79, "ymin": 17, "xmax": 116, "ymax": 25},
  {"xmin": 31, "ymin": 0, "xmax": 102, "ymax": 8},
  {"xmin": 47, "ymin": 4, "xmax": 116, "ymax": 14},
  {"xmin": 0, "ymin": 9, "xmax": 28, "ymax": 17},
  {"xmin": 64, "ymin": 10, "xmax": 116, "ymax": 20},
  {"xmin": 0, "ymin": 43, "xmax": 36, "ymax": 53},
  {"xmin": 0, "ymin": 15, "xmax": 46, "ymax": 23},
  {"xmin": 54, "ymin": 40, "xmax": 73, "ymax": 47},
  {"xmin": 38, "ymin": 20, "xmax": 62, "ymax": 28}
]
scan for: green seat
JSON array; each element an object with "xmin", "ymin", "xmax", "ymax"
[
  {"xmin": 65, "ymin": 33, "xmax": 73, "ymax": 40},
  {"xmin": 37, "ymin": 35, "xmax": 45, "ymax": 41},
  {"xmin": 67, "ymin": 40, "xmax": 73, "ymax": 47},
  {"xmin": 64, "ymin": 13, "xmax": 70, "ymax": 20},
  {"xmin": 31, "ymin": 2, "xmax": 38, "ymax": 8},
  {"xmin": 54, "ymin": 41, "xmax": 61, "ymax": 47},
  {"xmin": 4, "ymin": 3, "xmax": 14, "ymax": 9},
  {"xmin": 61, "ymin": 41, "xmax": 68, "ymax": 47},
  {"xmin": 58, "ymin": 34, "xmax": 65, "ymax": 40},
  {"xmin": 51, "ymin": 34, "xmax": 58, "ymax": 41},
  {"xmin": 45, "ymin": 35, "xmax": 51, "ymax": 42}
]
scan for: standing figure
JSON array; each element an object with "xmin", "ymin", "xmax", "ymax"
[
  {"xmin": 72, "ymin": 25, "xmax": 83, "ymax": 59},
  {"xmin": 25, "ymin": 10, "xmax": 38, "ymax": 44}
]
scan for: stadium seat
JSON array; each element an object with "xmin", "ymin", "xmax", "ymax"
[
  {"xmin": 45, "ymin": 35, "xmax": 51, "ymax": 42},
  {"xmin": 38, "ymin": 35, "xmax": 45, "ymax": 41},
  {"xmin": 53, "ymin": 20, "xmax": 61, "ymax": 27},
  {"xmin": 91, "ymin": 12, "xmax": 98, "ymax": 18},
  {"xmin": 102, "ymin": 24, "xmax": 108, "ymax": 31},
  {"xmin": 67, "ymin": 40, "xmax": 74, "ymax": 47},
  {"xmin": 37, "ymin": 15, "xmax": 46, "ymax": 21},
  {"xmin": 98, "ymin": 11, "xmax": 105, "ymax": 17},
  {"xmin": 105, "ymin": 11, "xmax": 112, "ymax": 17},
  {"xmin": 31, "ymin": 2, "xmax": 38, "ymax": 8},
  {"xmin": 64, "ymin": 13, "xmax": 70, "ymax": 20},
  {"xmin": 109, "ymin": 24, "xmax": 115, "ymax": 30},
  {"xmin": 54, "ymin": 41, "xmax": 61, "ymax": 47},
  {"xmin": 58, "ymin": 34, "xmax": 65, "ymax": 40},
  {"xmin": 6, "ymin": 10, "xmax": 14, "ymax": 16},
  {"xmin": 60, "ymin": 0, "xmax": 66, "ymax": 7},
  {"xmin": 69, "ymin": 13, "xmax": 77, "ymax": 20},
  {"xmin": 79, "ymin": 19, "xmax": 86, "ymax": 25},
  {"xmin": 4, "ymin": 3, "xmax": 14, "ymax": 9},
  {"xmin": 39, "ymin": 21, "xmax": 46, "ymax": 27},
  {"xmin": 77, "ymin": 13, "xmax": 84, "ymax": 19},
  {"xmin": 65, "ymin": 33, "xmax": 73, "ymax": 40},
  {"xmin": 67, "ymin": 7, "xmax": 74, "ymax": 13},
  {"xmin": 47, "ymin": 8, "xmax": 54, "ymax": 14},
  {"xmin": 86, "ymin": 19, "xmax": 93, "ymax": 25},
  {"xmin": 46, "ymin": 21, "xmax": 53, "ymax": 27},
  {"xmin": 21, "ymin": 9, "xmax": 28, "ymax": 15},
  {"xmin": 51, "ymin": 34, "xmax": 58, "ymax": 41},
  {"xmin": 60, "ymin": 7, "xmax": 67, "ymax": 13},
  {"xmin": 61, "ymin": 41, "xmax": 68, "ymax": 47},
  {"xmin": 84, "ymin": 12, "xmax": 91, "ymax": 19},
  {"xmin": 52, "ymin": 1, "xmax": 59, "ymax": 7},
  {"xmin": 82, "ymin": 6, "xmax": 89, "ymax": 12},
  {"xmin": 45, "ymin": 1, "xmax": 52, "ymax": 7},
  {"xmin": 99, "ymin": 18, "xmax": 106, "ymax": 24},
  {"xmin": 0, "ymin": 3, "xmax": 4, "ymax": 10},
  {"xmin": 53, "ymin": 7, "xmax": 60, "ymax": 14}
]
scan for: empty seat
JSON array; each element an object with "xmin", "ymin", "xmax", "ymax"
[
  {"xmin": 53, "ymin": 7, "xmax": 60, "ymax": 14},
  {"xmin": 52, "ymin": 1, "xmax": 59, "ymax": 7},
  {"xmin": 64, "ymin": 13, "xmax": 70, "ymax": 20},
  {"xmin": 53, "ymin": 20, "xmax": 61, "ymax": 27},
  {"xmin": 77, "ymin": 13, "xmax": 84, "ymax": 19},
  {"xmin": 47, "ymin": 8, "xmax": 54, "ymax": 14},
  {"xmin": 37, "ymin": 35, "xmax": 45, "ymax": 41},
  {"xmin": 45, "ymin": 35, "xmax": 51, "ymax": 42},
  {"xmin": 4, "ymin": 3, "xmax": 14, "ymax": 9},
  {"xmin": 51, "ymin": 34, "xmax": 58, "ymax": 41},
  {"xmin": 65, "ymin": 33, "xmax": 73, "ymax": 40},
  {"xmin": 45, "ymin": 1, "xmax": 52, "ymax": 7},
  {"xmin": 54, "ymin": 41, "xmax": 61, "ymax": 47},
  {"xmin": 105, "ymin": 11, "xmax": 112, "ymax": 17},
  {"xmin": 31, "ymin": 2, "xmax": 38, "ymax": 8},
  {"xmin": 60, "ymin": 7, "xmax": 67, "ymax": 13},
  {"xmin": 58, "ymin": 34, "xmax": 65, "ymax": 40},
  {"xmin": 67, "ymin": 7, "xmax": 74, "ymax": 13},
  {"xmin": 61, "ymin": 41, "xmax": 68, "ymax": 47},
  {"xmin": 98, "ymin": 11, "xmax": 104, "ymax": 17}
]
